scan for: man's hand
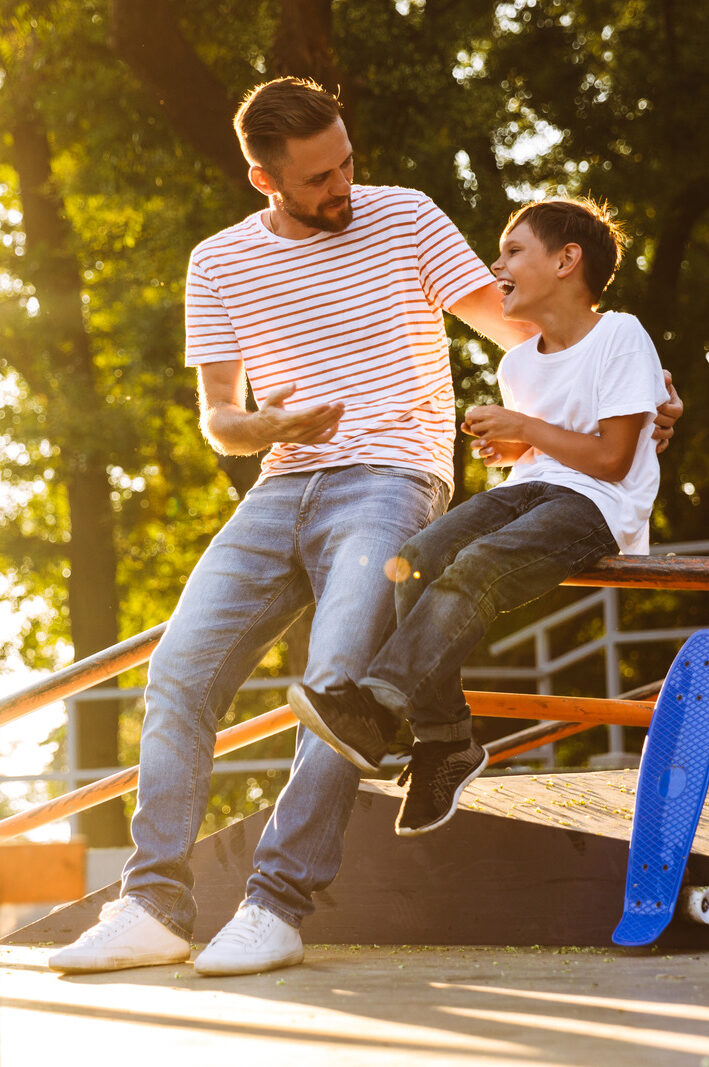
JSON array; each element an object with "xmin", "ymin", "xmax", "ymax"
[
  {"xmin": 653, "ymin": 370, "xmax": 683, "ymax": 454},
  {"xmin": 257, "ymin": 383, "xmax": 344, "ymax": 445},
  {"xmin": 197, "ymin": 361, "xmax": 344, "ymax": 456}
]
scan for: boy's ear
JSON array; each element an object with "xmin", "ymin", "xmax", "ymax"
[
  {"xmin": 556, "ymin": 242, "xmax": 583, "ymax": 279},
  {"xmin": 249, "ymin": 164, "xmax": 278, "ymax": 197}
]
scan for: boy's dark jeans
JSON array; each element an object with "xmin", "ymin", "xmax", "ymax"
[{"xmin": 362, "ymin": 481, "xmax": 619, "ymax": 741}]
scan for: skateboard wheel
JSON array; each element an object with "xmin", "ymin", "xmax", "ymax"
[{"xmin": 678, "ymin": 886, "xmax": 709, "ymax": 924}]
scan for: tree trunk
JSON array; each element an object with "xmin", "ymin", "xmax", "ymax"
[
  {"xmin": 12, "ymin": 98, "xmax": 129, "ymax": 846},
  {"xmin": 642, "ymin": 176, "xmax": 709, "ymax": 346},
  {"xmin": 110, "ymin": 0, "xmax": 249, "ymax": 187},
  {"xmin": 271, "ymin": 0, "xmax": 357, "ymax": 133}
]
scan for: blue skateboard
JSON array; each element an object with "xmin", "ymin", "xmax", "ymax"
[{"xmin": 613, "ymin": 629, "xmax": 709, "ymax": 947}]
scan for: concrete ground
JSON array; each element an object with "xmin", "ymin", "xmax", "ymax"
[{"xmin": 1, "ymin": 943, "xmax": 708, "ymax": 1067}]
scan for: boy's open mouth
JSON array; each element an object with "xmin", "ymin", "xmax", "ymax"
[{"xmin": 497, "ymin": 279, "xmax": 515, "ymax": 296}]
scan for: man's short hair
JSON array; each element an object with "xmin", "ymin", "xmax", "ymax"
[
  {"xmin": 234, "ymin": 77, "xmax": 341, "ymax": 176},
  {"xmin": 503, "ymin": 197, "xmax": 627, "ymax": 304}
]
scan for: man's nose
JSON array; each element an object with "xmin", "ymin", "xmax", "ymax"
[{"xmin": 331, "ymin": 169, "xmax": 351, "ymax": 195}]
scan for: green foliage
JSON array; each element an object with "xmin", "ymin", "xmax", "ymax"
[{"xmin": 1, "ymin": 0, "xmax": 706, "ymax": 828}]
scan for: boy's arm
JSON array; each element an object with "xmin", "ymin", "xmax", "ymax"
[
  {"xmin": 470, "ymin": 438, "xmax": 531, "ymax": 467},
  {"xmin": 463, "ymin": 404, "xmax": 646, "ymax": 482}
]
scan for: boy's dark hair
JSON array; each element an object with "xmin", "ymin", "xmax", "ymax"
[
  {"xmin": 503, "ymin": 197, "xmax": 627, "ymax": 304},
  {"xmin": 234, "ymin": 77, "xmax": 341, "ymax": 177}
]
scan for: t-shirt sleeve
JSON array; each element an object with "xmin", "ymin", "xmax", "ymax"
[
  {"xmin": 597, "ymin": 329, "xmax": 669, "ymax": 423},
  {"xmin": 414, "ymin": 195, "xmax": 494, "ymax": 312},
  {"xmin": 496, "ymin": 353, "xmax": 518, "ymax": 410},
  {"xmin": 184, "ymin": 251, "xmax": 243, "ymax": 366}
]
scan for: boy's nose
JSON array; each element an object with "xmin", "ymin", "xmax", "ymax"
[{"xmin": 491, "ymin": 256, "xmax": 502, "ymax": 275}]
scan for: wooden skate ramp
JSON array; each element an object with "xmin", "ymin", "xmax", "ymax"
[{"xmin": 5, "ymin": 770, "xmax": 709, "ymax": 949}]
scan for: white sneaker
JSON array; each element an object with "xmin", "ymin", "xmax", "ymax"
[
  {"xmin": 194, "ymin": 901, "xmax": 304, "ymax": 975},
  {"xmin": 47, "ymin": 897, "xmax": 191, "ymax": 973}
]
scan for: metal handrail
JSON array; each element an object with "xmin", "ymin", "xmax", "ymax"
[
  {"xmin": 2, "ymin": 554, "xmax": 708, "ymax": 729},
  {"xmin": 0, "ymin": 690, "xmax": 657, "ymax": 841},
  {"xmin": 1, "ymin": 551, "xmax": 707, "ymax": 842},
  {"xmin": 0, "ymin": 623, "xmax": 166, "ymax": 727}
]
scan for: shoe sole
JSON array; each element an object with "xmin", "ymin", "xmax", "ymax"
[
  {"xmin": 48, "ymin": 948, "xmax": 191, "ymax": 974},
  {"xmin": 193, "ymin": 946, "xmax": 304, "ymax": 976},
  {"xmin": 395, "ymin": 749, "xmax": 489, "ymax": 837},
  {"xmin": 288, "ymin": 686, "xmax": 380, "ymax": 775}
]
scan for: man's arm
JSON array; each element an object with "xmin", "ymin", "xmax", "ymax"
[
  {"xmin": 197, "ymin": 360, "xmax": 344, "ymax": 456},
  {"xmin": 463, "ymin": 404, "xmax": 646, "ymax": 482},
  {"xmin": 450, "ymin": 282, "xmax": 537, "ymax": 351},
  {"xmin": 653, "ymin": 370, "xmax": 683, "ymax": 453}
]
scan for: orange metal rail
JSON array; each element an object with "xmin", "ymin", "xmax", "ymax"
[
  {"xmin": 2, "ymin": 554, "xmax": 706, "ymax": 730},
  {"xmin": 1, "ymin": 551, "xmax": 703, "ymax": 842},
  {"xmin": 0, "ymin": 691, "xmax": 657, "ymax": 841}
]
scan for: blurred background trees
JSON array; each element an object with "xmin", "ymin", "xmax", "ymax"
[{"xmin": 1, "ymin": 0, "xmax": 707, "ymax": 842}]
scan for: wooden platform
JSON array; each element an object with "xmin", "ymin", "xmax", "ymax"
[
  {"xmin": 4, "ymin": 944, "xmax": 709, "ymax": 1067},
  {"xmin": 5, "ymin": 770, "xmax": 709, "ymax": 949}
]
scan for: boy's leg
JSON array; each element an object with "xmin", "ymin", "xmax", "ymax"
[
  {"xmin": 286, "ymin": 480, "xmax": 543, "ymax": 761},
  {"xmin": 246, "ymin": 464, "xmax": 449, "ymax": 922},
  {"xmin": 365, "ymin": 482, "xmax": 619, "ymax": 739}
]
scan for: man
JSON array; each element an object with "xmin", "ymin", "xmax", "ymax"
[{"xmin": 49, "ymin": 77, "xmax": 682, "ymax": 977}]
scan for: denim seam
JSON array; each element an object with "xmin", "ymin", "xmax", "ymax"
[
  {"xmin": 288, "ymin": 760, "xmax": 358, "ymax": 902},
  {"xmin": 408, "ymin": 522, "xmax": 617, "ymax": 705},
  {"xmin": 294, "ymin": 472, "xmax": 328, "ymax": 564},
  {"xmin": 159, "ymin": 570, "xmax": 307, "ymax": 926}
]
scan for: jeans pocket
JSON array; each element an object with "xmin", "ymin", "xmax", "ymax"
[{"xmin": 362, "ymin": 463, "xmax": 440, "ymax": 494}]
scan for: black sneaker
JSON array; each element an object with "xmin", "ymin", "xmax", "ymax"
[
  {"xmin": 287, "ymin": 680, "xmax": 412, "ymax": 774},
  {"xmin": 395, "ymin": 737, "xmax": 488, "ymax": 836}
]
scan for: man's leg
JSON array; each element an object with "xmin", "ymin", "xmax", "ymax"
[
  {"xmin": 365, "ymin": 482, "xmax": 619, "ymax": 737},
  {"xmin": 49, "ymin": 475, "xmax": 314, "ymax": 973},
  {"xmin": 122, "ymin": 477, "xmax": 315, "ymax": 937},
  {"xmin": 245, "ymin": 464, "xmax": 449, "ymax": 923}
]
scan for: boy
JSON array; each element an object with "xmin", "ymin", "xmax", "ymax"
[{"xmin": 288, "ymin": 196, "xmax": 669, "ymax": 837}]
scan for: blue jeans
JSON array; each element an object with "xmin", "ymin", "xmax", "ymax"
[
  {"xmin": 363, "ymin": 481, "xmax": 619, "ymax": 741},
  {"xmin": 121, "ymin": 464, "xmax": 448, "ymax": 937}
]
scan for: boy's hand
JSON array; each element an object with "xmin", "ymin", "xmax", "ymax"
[
  {"xmin": 472, "ymin": 439, "xmax": 531, "ymax": 467},
  {"xmin": 652, "ymin": 370, "xmax": 683, "ymax": 454},
  {"xmin": 462, "ymin": 404, "xmax": 528, "ymax": 442}
]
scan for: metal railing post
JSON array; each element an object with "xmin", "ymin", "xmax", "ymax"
[
  {"xmin": 603, "ymin": 587, "xmax": 624, "ymax": 757},
  {"xmin": 534, "ymin": 628, "xmax": 554, "ymax": 767},
  {"xmin": 65, "ymin": 696, "xmax": 81, "ymax": 838}
]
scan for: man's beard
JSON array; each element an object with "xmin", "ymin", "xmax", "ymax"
[{"xmin": 274, "ymin": 190, "xmax": 353, "ymax": 233}]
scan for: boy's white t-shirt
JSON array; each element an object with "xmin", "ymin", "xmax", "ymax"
[{"xmin": 496, "ymin": 311, "xmax": 669, "ymax": 554}]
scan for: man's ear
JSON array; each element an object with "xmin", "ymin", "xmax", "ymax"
[
  {"xmin": 249, "ymin": 164, "xmax": 278, "ymax": 197},
  {"xmin": 557, "ymin": 242, "xmax": 583, "ymax": 279}
]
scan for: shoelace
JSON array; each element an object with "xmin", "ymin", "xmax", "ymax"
[
  {"xmin": 211, "ymin": 905, "xmax": 272, "ymax": 945},
  {"xmin": 397, "ymin": 763, "xmax": 412, "ymax": 788},
  {"xmin": 75, "ymin": 898, "xmax": 143, "ymax": 944},
  {"xmin": 396, "ymin": 744, "xmax": 451, "ymax": 790}
]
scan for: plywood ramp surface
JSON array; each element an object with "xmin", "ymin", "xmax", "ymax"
[{"xmin": 366, "ymin": 769, "xmax": 709, "ymax": 851}]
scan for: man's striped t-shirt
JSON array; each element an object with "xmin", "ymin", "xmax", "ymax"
[{"xmin": 185, "ymin": 184, "xmax": 493, "ymax": 491}]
